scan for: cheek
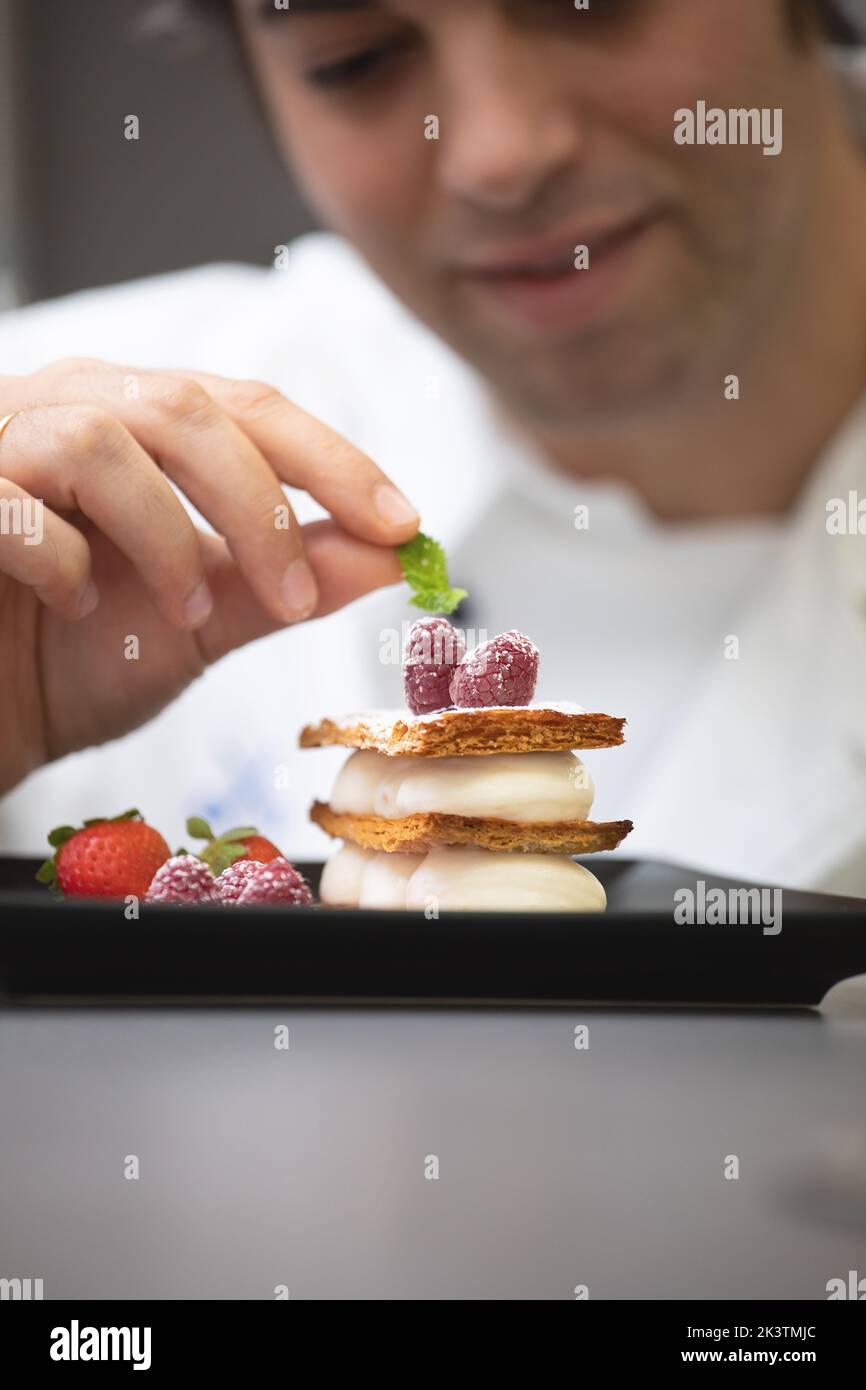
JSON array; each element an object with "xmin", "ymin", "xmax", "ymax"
[
  {"xmin": 627, "ymin": 0, "xmax": 789, "ymax": 95},
  {"xmin": 577, "ymin": 0, "xmax": 791, "ymax": 152},
  {"xmin": 573, "ymin": 4, "xmax": 805, "ymax": 239},
  {"xmin": 265, "ymin": 83, "xmax": 431, "ymax": 251}
]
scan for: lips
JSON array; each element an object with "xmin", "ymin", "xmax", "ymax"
[
  {"xmin": 455, "ymin": 212, "xmax": 660, "ymax": 334},
  {"xmin": 487, "ymin": 249, "xmax": 577, "ymax": 280},
  {"xmin": 466, "ymin": 215, "xmax": 649, "ymax": 279}
]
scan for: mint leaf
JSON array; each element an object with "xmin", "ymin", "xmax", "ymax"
[
  {"xmin": 408, "ymin": 587, "xmax": 468, "ymax": 614},
  {"xmin": 397, "ymin": 533, "xmax": 468, "ymax": 615}
]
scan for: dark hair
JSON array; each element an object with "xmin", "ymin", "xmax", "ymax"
[
  {"xmin": 140, "ymin": 0, "xmax": 863, "ymax": 48},
  {"xmin": 790, "ymin": 0, "xmax": 863, "ymax": 45}
]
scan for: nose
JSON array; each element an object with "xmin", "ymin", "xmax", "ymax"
[{"xmin": 434, "ymin": 16, "xmax": 586, "ymax": 214}]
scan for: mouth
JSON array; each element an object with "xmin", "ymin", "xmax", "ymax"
[{"xmin": 455, "ymin": 211, "xmax": 661, "ymax": 335}]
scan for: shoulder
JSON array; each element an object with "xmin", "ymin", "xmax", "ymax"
[
  {"xmin": 0, "ymin": 233, "xmax": 400, "ymax": 375},
  {"xmin": 0, "ymin": 260, "xmax": 269, "ymax": 373}
]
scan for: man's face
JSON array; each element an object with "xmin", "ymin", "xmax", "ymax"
[{"xmin": 234, "ymin": 0, "xmax": 829, "ymax": 430}]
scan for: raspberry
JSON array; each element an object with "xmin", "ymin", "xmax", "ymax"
[
  {"xmin": 449, "ymin": 630, "xmax": 539, "ymax": 708},
  {"xmin": 236, "ymin": 857, "xmax": 314, "ymax": 907},
  {"xmin": 215, "ymin": 859, "xmax": 261, "ymax": 904},
  {"xmin": 145, "ymin": 854, "xmax": 220, "ymax": 904},
  {"xmin": 402, "ymin": 617, "xmax": 466, "ymax": 715}
]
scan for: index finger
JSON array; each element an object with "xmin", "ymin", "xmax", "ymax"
[{"xmin": 175, "ymin": 371, "xmax": 421, "ymax": 547}]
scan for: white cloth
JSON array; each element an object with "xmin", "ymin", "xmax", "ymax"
[{"xmin": 0, "ymin": 235, "xmax": 865, "ymax": 893}]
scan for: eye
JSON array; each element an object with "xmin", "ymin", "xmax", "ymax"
[{"xmin": 305, "ymin": 32, "xmax": 419, "ymax": 91}]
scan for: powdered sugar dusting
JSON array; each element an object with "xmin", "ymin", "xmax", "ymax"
[
  {"xmin": 403, "ymin": 616, "xmax": 466, "ymax": 715},
  {"xmin": 339, "ymin": 701, "xmax": 586, "ymax": 733},
  {"xmin": 449, "ymin": 629, "xmax": 538, "ymax": 707}
]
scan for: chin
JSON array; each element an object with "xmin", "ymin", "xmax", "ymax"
[{"xmin": 470, "ymin": 334, "xmax": 692, "ymax": 432}]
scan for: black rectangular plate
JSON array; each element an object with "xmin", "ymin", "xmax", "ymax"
[{"xmin": 1, "ymin": 856, "xmax": 864, "ymax": 1006}]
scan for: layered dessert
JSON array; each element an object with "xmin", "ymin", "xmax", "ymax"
[{"xmin": 301, "ymin": 622, "xmax": 631, "ymax": 912}]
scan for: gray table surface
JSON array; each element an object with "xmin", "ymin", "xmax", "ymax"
[{"xmin": 1, "ymin": 979, "xmax": 865, "ymax": 1300}]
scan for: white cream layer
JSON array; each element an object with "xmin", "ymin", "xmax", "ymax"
[
  {"xmin": 329, "ymin": 750, "xmax": 595, "ymax": 823},
  {"xmin": 319, "ymin": 844, "xmax": 606, "ymax": 913}
]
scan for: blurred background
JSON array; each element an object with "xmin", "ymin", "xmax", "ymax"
[
  {"xmin": 0, "ymin": 0, "xmax": 318, "ymax": 310},
  {"xmin": 3, "ymin": 0, "xmax": 864, "ymax": 311}
]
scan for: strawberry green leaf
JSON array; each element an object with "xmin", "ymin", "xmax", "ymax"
[
  {"xmin": 36, "ymin": 859, "xmax": 64, "ymax": 897},
  {"xmin": 202, "ymin": 841, "xmax": 249, "ymax": 875},
  {"xmin": 47, "ymin": 825, "xmax": 77, "ymax": 849},
  {"xmin": 187, "ymin": 818, "xmax": 260, "ymax": 874},
  {"xmin": 80, "ymin": 810, "xmax": 141, "ymax": 828},
  {"xmin": 186, "ymin": 816, "xmax": 214, "ymax": 841}
]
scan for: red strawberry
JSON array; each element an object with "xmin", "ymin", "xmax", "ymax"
[
  {"xmin": 186, "ymin": 816, "xmax": 283, "ymax": 875},
  {"xmin": 146, "ymin": 855, "xmax": 220, "ymax": 905},
  {"xmin": 36, "ymin": 810, "xmax": 171, "ymax": 899},
  {"xmin": 236, "ymin": 857, "xmax": 313, "ymax": 907},
  {"xmin": 215, "ymin": 859, "xmax": 261, "ymax": 905},
  {"xmin": 235, "ymin": 834, "xmax": 282, "ymax": 863}
]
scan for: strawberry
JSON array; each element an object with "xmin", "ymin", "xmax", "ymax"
[
  {"xmin": 36, "ymin": 809, "xmax": 171, "ymax": 900},
  {"xmin": 234, "ymin": 833, "xmax": 282, "ymax": 863},
  {"xmin": 185, "ymin": 816, "xmax": 283, "ymax": 876}
]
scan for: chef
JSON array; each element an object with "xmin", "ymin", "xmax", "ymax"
[{"xmin": 0, "ymin": 0, "xmax": 864, "ymax": 892}]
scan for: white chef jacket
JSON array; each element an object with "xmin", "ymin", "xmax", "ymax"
[{"xmin": 0, "ymin": 229, "xmax": 864, "ymax": 893}]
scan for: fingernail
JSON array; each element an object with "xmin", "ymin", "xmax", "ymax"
[
  {"xmin": 183, "ymin": 580, "xmax": 214, "ymax": 629},
  {"xmin": 78, "ymin": 581, "xmax": 100, "ymax": 618},
  {"xmin": 373, "ymin": 483, "xmax": 420, "ymax": 529},
  {"xmin": 281, "ymin": 558, "xmax": 318, "ymax": 621}
]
